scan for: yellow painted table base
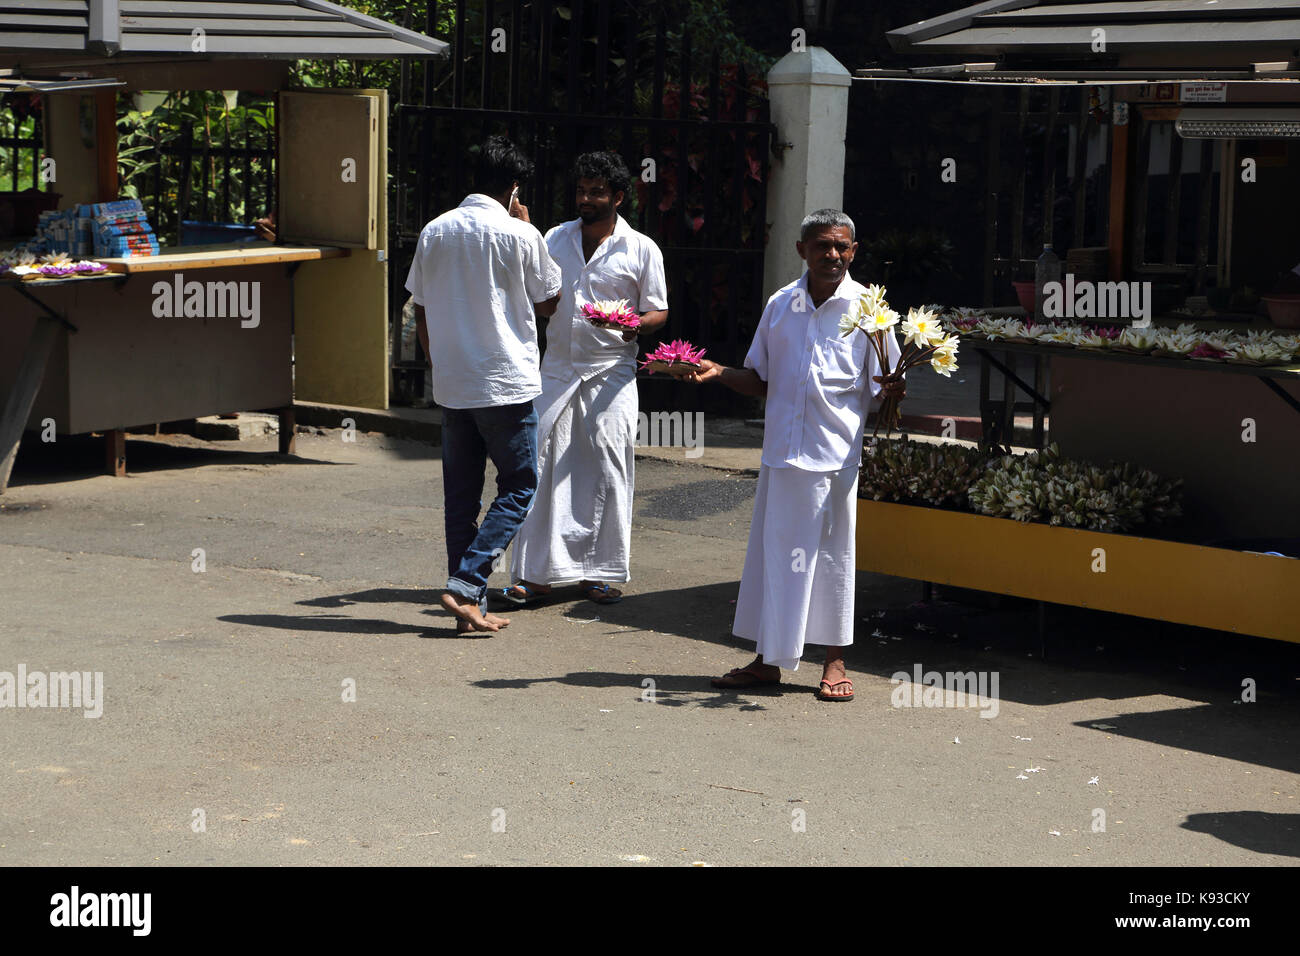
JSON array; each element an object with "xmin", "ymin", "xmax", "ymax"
[{"xmin": 856, "ymin": 500, "xmax": 1298, "ymax": 642}]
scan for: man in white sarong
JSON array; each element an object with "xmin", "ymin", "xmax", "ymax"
[
  {"xmin": 672, "ymin": 209, "xmax": 903, "ymax": 701},
  {"xmin": 501, "ymin": 152, "xmax": 668, "ymax": 606}
]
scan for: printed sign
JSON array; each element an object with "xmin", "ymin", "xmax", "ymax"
[{"xmin": 1180, "ymin": 82, "xmax": 1228, "ymax": 102}]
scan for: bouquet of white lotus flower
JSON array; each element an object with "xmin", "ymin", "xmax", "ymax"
[{"xmin": 840, "ymin": 284, "xmax": 960, "ymax": 439}]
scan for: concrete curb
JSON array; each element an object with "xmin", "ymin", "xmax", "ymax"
[
  {"xmin": 293, "ymin": 400, "xmax": 442, "ymax": 444},
  {"xmin": 290, "ymin": 401, "xmax": 1042, "ymax": 466}
]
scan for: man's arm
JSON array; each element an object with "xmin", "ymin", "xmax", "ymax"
[
  {"xmin": 628, "ymin": 242, "xmax": 670, "ymax": 340},
  {"xmin": 523, "ymin": 215, "xmax": 562, "ymax": 318},
  {"xmin": 621, "ymin": 308, "xmax": 668, "ymax": 341},
  {"xmin": 535, "ymin": 294, "xmax": 561, "ymax": 318},
  {"xmin": 671, "ymin": 359, "xmax": 767, "ymax": 397},
  {"xmin": 414, "ymin": 303, "xmax": 430, "ymax": 366}
]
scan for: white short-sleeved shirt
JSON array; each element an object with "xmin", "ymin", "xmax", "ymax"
[
  {"xmin": 404, "ymin": 193, "xmax": 563, "ymax": 409},
  {"xmin": 745, "ymin": 272, "xmax": 902, "ymax": 472},
  {"xmin": 539, "ymin": 215, "xmax": 669, "ymax": 383}
]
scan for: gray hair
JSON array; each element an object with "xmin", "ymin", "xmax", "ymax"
[{"xmin": 800, "ymin": 208, "xmax": 855, "ymax": 242}]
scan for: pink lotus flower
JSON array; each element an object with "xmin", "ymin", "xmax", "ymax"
[
  {"xmin": 580, "ymin": 298, "xmax": 641, "ymax": 330},
  {"xmin": 640, "ymin": 338, "xmax": 706, "ymax": 372},
  {"xmin": 37, "ymin": 264, "xmax": 76, "ymax": 277},
  {"xmin": 1189, "ymin": 343, "xmax": 1227, "ymax": 359},
  {"xmin": 73, "ymin": 260, "xmax": 108, "ymax": 274}
]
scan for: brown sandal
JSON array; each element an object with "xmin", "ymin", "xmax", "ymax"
[{"xmin": 711, "ymin": 666, "xmax": 781, "ymax": 689}]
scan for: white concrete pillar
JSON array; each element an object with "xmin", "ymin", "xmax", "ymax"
[{"xmin": 762, "ymin": 47, "xmax": 851, "ymax": 302}]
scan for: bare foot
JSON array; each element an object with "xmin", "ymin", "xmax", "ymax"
[
  {"xmin": 818, "ymin": 655, "xmax": 853, "ymax": 700},
  {"xmin": 457, "ymin": 612, "xmax": 510, "ymax": 634},
  {"xmin": 440, "ymin": 592, "xmax": 499, "ymax": 632}
]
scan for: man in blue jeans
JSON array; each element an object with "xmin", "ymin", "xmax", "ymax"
[{"xmin": 407, "ymin": 136, "xmax": 563, "ymax": 632}]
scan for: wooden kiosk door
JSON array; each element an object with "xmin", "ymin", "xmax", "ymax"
[{"xmin": 279, "ymin": 89, "xmax": 389, "ymax": 409}]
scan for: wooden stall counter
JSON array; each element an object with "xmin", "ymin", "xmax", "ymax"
[{"xmin": 97, "ymin": 241, "xmax": 347, "ymax": 273}]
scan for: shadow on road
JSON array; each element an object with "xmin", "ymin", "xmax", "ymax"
[
  {"xmin": 1182, "ymin": 811, "xmax": 1300, "ymax": 859},
  {"xmin": 8, "ymin": 432, "xmax": 341, "ymax": 487},
  {"xmin": 297, "ymin": 586, "xmax": 440, "ymax": 608},
  {"xmin": 471, "ymin": 669, "xmax": 780, "ymax": 710},
  {"xmin": 217, "ymin": 612, "xmax": 478, "ymax": 640},
  {"xmin": 1072, "ymin": 705, "xmax": 1300, "ymax": 776},
  {"xmin": 226, "ymin": 576, "xmax": 1300, "ymax": 775}
]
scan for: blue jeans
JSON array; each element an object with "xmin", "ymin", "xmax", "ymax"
[{"xmin": 441, "ymin": 401, "xmax": 539, "ymax": 614}]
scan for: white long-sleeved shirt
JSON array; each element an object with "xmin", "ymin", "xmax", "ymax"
[
  {"xmin": 539, "ymin": 215, "xmax": 668, "ymax": 383},
  {"xmin": 404, "ymin": 193, "xmax": 563, "ymax": 409},
  {"xmin": 745, "ymin": 272, "xmax": 902, "ymax": 472}
]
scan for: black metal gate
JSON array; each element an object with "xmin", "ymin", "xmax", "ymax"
[{"xmin": 390, "ymin": 0, "xmax": 773, "ymax": 411}]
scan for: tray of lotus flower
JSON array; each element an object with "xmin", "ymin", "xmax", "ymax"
[
  {"xmin": 4, "ymin": 260, "xmax": 112, "ymax": 281},
  {"xmin": 639, "ymin": 338, "xmax": 706, "ymax": 375},
  {"xmin": 579, "ymin": 298, "xmax": 641, "ymax": 332},
  {"xmin": 641, "ymin": 358, "xmax": 703, "ymax": 374}
]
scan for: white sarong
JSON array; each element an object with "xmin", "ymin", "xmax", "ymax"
[
  {"xmin": 732, "ymin": 462, "xmax": 858, "ymax": 671},
  {"xmin": 509, "ymin": 363, "xmax": 637, "ymax": 585}
]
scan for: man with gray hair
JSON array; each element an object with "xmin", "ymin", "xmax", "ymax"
[{"xmin": 671, "ymin": 208, "xmax": 902, "ymax": 701}]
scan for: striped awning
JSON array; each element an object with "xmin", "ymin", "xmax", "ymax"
[{"xmin": 0, "ymin": 0, "xmax": 448, "ymax": 59}]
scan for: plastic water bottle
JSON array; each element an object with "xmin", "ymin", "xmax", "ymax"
[{"xmin": 1034, "ymin": 244, "xmax": 1061, "ymax": 321}]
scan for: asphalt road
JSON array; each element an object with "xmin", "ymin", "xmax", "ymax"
[{"xmin": 1, "ymin": 429, "xmax": 1296, "ymax": 866}]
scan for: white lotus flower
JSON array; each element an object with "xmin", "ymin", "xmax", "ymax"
[
  {"xmin": 902, "ymin": 307, "xmax": 946, "ymax": 348},
  {"xmin": 1039, "ymin": 327, "xmax": 1077, "ymax": 345},
  {"xmin": 1118, "ymin": 327, "xmax": 1158, "ymax": 350},
  {"xmin": 865, "ymin": 306, "xmax": 901, "ymax": 332},
  {"xmin": 589, "ymin": 297, "xmax": 631, "ymax": 315},
  {"xmin": 1154, "ymin": 324, "xmax": 1200, "ymax": 353},
  {"xmin": 1203, "ymin": 328, "xmax": 1236, "ymax": 351},
  {"xmin": 934, "ymin": 333, "xmax": 961, "ymax": 354},
  {"xmin": 931, "ymin": 348, "xmax": 959, "ymax": 377},
  {"xmin": 1228, "ymin": 341, "xmax": 1288, "ymax": 363},
  {"xmin": 978, "ymin": 317, "xmax": 1021, "ymax": 341},
  {"xmin": 1274, "ymin": 333, "xmax": 1300, "ymax": 359},
  {"xmin": 861, "ymin": 284, "xmax": 888, "ymax": 311}
]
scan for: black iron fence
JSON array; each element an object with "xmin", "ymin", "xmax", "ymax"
[
  {"xmin": 391, "ymin": 0, "xmax": 774, "ymax": 410},
  {"xmin": 146, "ymin": 121, "xmax": 276, "ymax": 243}
]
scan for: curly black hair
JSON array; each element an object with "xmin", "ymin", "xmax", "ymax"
[
  {"xmin": 573, "ymin": 151, "xmax": 631, "ymax": 200},
  {"xmin": 472, "ymin": 135, "xmax": 534, "ymax": 196}
]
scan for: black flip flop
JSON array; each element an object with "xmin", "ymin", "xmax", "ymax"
[{"xmin": 817, "ymin": 679, "xmax": 855, "ymax": 702}]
